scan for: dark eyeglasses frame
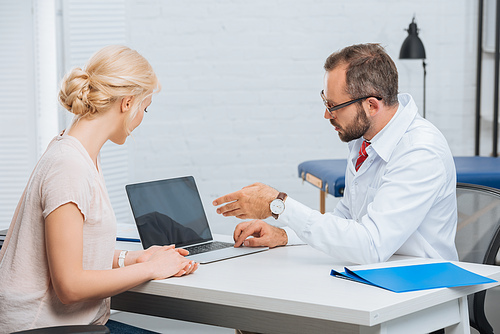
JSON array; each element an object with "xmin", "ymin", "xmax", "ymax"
[{"xmin": 320, "ymin": 90, "xmax": 382, "ymax": 115}]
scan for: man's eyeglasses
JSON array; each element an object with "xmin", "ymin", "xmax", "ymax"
[{"xmin": 320, "ymin": 90, "xmax": 382, "ymax": 115}]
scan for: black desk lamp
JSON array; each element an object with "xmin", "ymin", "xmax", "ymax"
[{"xmin": 400, "ymin": 17, "xmax": 427, "ymax": 118}]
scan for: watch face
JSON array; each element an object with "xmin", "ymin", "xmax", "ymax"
[{"xmin": 270, "ymin": 199, "xmax": 285, "ymax": 215}]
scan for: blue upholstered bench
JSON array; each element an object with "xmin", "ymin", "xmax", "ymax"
[{"xmin": 298, "ymin": 157, "xmax": 500, "ymax": 213}]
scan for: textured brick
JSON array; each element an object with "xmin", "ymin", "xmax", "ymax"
[{"xmin": 125, "ymin": 0, "xmax": 479, "ymax": 234}]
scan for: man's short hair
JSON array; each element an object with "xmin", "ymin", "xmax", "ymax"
[{"xmin": 324, "ymin": 43, "xmax": 399, "ymax": 106}]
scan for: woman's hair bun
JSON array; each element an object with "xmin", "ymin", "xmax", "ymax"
[{"xmin": 58, "ymin": 67, "xmax": 97, "ymax": 117}]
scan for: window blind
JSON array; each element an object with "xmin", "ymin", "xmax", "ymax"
[{"xmin": 0, "ymin": 1, "xmax": 37, "ymax": 230}]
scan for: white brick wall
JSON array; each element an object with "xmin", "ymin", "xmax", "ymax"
[{"xmin": 123, "ymin": 0, "xmax": 478, "ymax": 234}]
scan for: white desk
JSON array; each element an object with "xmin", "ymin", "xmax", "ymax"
[{"xmin": 112, "ymin": 239, "xmax": 500, "ymax": 334}]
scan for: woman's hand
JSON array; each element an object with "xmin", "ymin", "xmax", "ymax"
[
  {"xmin": 131, "ymin": 245, "xmax": 199, "ymax": 279},
  {"xmin": 144, "ymin": 245, "xmax": 198, "ymax": 279},
  {"xmin": 123, "ymin": 245, "xmax": 199, "ymax": 279},
  {"xmin": 132, "ymin": 245, "xmax": 164, "ymax": 264},
  {"xmin": 173, "ymin": 258, "xmax": 199, "ymax": 277},
  {"xmin": 133, "ymin": 246, "xmax": 190, "ymax": 262}
]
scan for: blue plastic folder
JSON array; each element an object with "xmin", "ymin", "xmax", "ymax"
[{"xmin": 330, "ymin": 262, "xmax": 497, "ymax": 293}]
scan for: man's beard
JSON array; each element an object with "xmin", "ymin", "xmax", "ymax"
[{"xmin": 330, "ymin": 104, "xmax": 371, "ymax": 142}]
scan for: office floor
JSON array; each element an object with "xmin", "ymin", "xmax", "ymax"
[
  {"xmin": 111, "ymin": 286, "xmax": 500, "ymax": 333},
  {"xmin": 471, "ymin": 285, "xmax": 500, "ymax": 334},
  {"xmin": 109, "ymin": 311, "xmax": 233, "ymax": 333}
]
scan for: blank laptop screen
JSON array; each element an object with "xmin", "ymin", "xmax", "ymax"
[{"xmin": 126, "ymin": 176, "xmax": 213, "ymax": 248}]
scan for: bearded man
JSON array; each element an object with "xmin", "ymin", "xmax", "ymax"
[{"xmin": 213, "ymin": 43, "xmax": 458, "ymax": 265}]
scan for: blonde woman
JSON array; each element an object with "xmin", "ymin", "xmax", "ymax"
[{"xmin": 0, "ymin": 45, "xmax": 198, "ymax": 333}]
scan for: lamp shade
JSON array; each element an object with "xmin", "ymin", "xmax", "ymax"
[{"xmin": 399, "ymin": 18, "xmax": 426, "ymax": 59}]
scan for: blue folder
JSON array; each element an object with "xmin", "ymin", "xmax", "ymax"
[{"xmin": 330, "ymin": 262, "xmax": 497, "ymax": 293}]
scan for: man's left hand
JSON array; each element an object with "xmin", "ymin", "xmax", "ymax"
[{"xmin": 212, "ymin": 182, "xmax": 279, "ymax": 219}]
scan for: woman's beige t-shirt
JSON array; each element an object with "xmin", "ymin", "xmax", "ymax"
[{"xmin": 0, "ymin": 132, "xmax": 116, "ymax": 332}]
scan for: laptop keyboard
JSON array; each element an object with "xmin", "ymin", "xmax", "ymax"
[{"xmin": 183, "ymin": 241, "xmax": 234, "ymax": 256}]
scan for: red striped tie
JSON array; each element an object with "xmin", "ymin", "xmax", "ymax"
[{"xmin": 355, "ymin": 140, "xmax": 371, "ymax": 172}]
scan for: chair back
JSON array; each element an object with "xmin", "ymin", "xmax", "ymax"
[{"xmin": 456, "ymin": 183, "xmax": 500, "ymax": 334}]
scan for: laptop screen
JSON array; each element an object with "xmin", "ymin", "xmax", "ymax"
[{"xmin": 126, "ymin": 176, "xmax": 213, "ymax": 248}]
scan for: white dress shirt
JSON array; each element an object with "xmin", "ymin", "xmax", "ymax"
[{"xmin": 280, "ymin": 94, "xmax": 458, "ymax": 264}]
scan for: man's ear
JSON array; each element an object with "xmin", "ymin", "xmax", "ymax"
[
  {"xmin": 366, "ymin": 97, "xmax": 382, "ymax": 116},
  {"xmin": 121, "ymin": 96, "xmax": 134, "ymax": 113}
]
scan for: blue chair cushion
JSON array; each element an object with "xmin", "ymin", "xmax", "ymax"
[
  {"xmin": 454, "ymin": 157, "xmax": 500, "ymax": 189},
  {"xmin": 298, "ymin": 157, "xmax": 500, "ymax": 197},
  {"xmin": 298, "ymin": 159, "xmax": 347, "ymax": 197}
]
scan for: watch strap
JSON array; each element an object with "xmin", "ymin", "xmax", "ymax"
[
  {"xmin": 118, "ymin": 250, "xmax": 128, "ymax": 268},
  {"xmin": 277, "ymin": 192, "xmax": 287, "ymax": 201}
]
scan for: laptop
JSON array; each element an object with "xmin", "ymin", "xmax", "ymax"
[{"xmin": 125, "ymin": 176, "xmax": 268, "ymax": 264}]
